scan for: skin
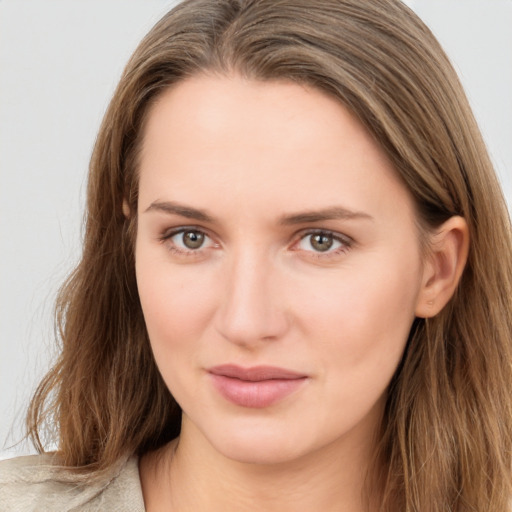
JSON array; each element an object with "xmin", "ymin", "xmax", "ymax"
[{"xmin": 134, "ymin": 74, "xmax": 468, "ymax": 511}]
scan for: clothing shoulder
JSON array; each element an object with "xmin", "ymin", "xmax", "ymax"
[{"xmin": 0, "ymin": 453, "xmax": 145, "ymax": 511}]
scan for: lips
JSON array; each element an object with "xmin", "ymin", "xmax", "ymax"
[{"xmin": 208, "ymin": 364, "xmax": 308, "ymax": 408}]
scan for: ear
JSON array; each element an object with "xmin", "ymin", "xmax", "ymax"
[
  {"xmin": 415, "ymin": 216, "xmax": 469, "ymax": 318},
  {"xmin": 122, "ymin": 199, "xmax": 131, "ymax": 218}
]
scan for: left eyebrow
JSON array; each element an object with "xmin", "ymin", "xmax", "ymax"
[{"xmin": 279, "ymin": 207, "xmax": 374, "ymax": 225}]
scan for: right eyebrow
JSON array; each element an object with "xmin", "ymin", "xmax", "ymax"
[{"xmin": 144, "ymin": 201, "xmax": 215, "ymax": 223}]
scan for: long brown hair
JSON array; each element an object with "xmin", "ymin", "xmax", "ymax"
[{"xmin": 28, "ymin": 1, "xmax": 512, "ymax": 510}]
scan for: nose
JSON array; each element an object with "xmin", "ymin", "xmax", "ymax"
[{"xmin": 215, "ymin": 248, "xmax": 289, "ymax": 348}]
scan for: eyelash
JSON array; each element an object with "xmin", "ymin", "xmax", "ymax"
[
  {"xmin": 158, "ymin": 226, "xmax": 353, "ymax": 259},
  {"xmin": 293, "ymin": 229, "xmax": 353, "ymax": 258},
  {"xmin": 158, "ymin": 226, "xmax": 218, "ymax": 258}
]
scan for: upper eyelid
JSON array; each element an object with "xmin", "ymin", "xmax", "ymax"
[
  {"xmin": 161, "ymin": 225, "xmax": 213, "ymax": 238},
  {"xmin": 292, "ymin": 228, "xmax": 354, "ymax": 244},
  {"xmin": 158, "ymin": 225, "xmax": 354, "ymax": 248},
  {"xmin": 159, "ymin": 226, "xmax": 216, "ymax": 246},
  {"xmin": 160, "ymin": 227, "xmax": 218, "ymax": 255}
]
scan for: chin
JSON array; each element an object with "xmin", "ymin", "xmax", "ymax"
[
  {"xmin": 216, "ymin": 437, "xmax": 304, "ymax": 466},
  {"xmin": 199, "ymin": 417, "xmax": 318, "ymax": 466}
]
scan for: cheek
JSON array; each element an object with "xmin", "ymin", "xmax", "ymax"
[
  {"xmin": 291, "ymin": 250, "xmax": 421, "ymax": 380},
  {"xmin": 291, "ymin": 262, "xmax": 420, "ymax": 433},
  {"xmin": 135, "ymin": 255, "xmax": 220, "ymax": 406},
  {"xmin": 137, "ymin": 263, "xmax": 213, "ymax": 338}
]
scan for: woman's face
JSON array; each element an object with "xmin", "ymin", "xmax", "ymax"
[{"xmin": 135, "ymin": 74, "xmax": 426, "ymax": 465}]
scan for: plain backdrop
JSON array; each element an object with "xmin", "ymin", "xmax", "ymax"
[{"xmin": 1, "ymin": 0, "xmax": 511, "ymax": 459}]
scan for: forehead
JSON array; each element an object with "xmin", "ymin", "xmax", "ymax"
[
  {"xmin": 137, "ymin": 74, "xmax": 414, "ymax": 224},
  {"xmin": 141, "ymin": 74, "xmax": 378, "ymax": 164}
]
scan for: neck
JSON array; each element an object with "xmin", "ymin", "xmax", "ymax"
[{"xmin": 140, "ymin": 417, "xmax": 382, "ymax": 512}]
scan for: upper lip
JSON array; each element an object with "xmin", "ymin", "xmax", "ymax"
[{"xmin": 208, "ymin": 364, "xmax": 307, "ymax": 381}]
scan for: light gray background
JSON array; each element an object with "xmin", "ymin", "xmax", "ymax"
[{"xmin": 1, "ymin": 0, "xmax": 511, "ymax": 459}]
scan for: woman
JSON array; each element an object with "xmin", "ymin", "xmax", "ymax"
[{"xmin": 2, "ymin": 0, "xmax": 511, "ymax": 510}]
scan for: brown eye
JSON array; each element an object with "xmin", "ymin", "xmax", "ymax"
[
  {"xmin": 296, "ymin": 231, "xmax": 348, "ymax": 255},
  {"xmin": 164, "ymin": 228, "xmax": 217, "ymax": 255},
  {"xmin": 310, "ymin": 233, "xmax": 334, "ymax": 252},
  {"xmin": 182, "ymin": 230, "xmax": 205, "ymax": 249}
]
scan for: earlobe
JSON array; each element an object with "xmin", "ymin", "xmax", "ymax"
[
  {"xmin": 415, "ymin": 216, "xmax": 469, "ymax": 318},
  {"xmin": 122, "ymin": 199, "xmax": 131, "ymax": 218}
]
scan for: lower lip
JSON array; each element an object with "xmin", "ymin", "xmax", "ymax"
[{"xmin": 209, "ymin": 374, "xmax": 307, "ymax": 408}]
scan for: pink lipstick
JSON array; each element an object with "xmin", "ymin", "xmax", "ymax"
[{"xmin": 208, "ymin": 364, "xmax": 307, "ymax": 408}]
